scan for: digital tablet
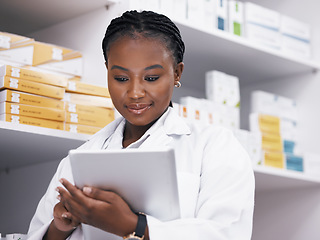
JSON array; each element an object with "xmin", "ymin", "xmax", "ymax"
[{"xmin": 69, "ymin": 147, "xmax": 180, "ymax": 239}]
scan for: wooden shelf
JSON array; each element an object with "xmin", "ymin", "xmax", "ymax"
[
  {"xmin": 0, "ymin": 122, "xmax": 88, "ymax": 171},
  {"xmin": 174, "ymin": 19, "xmax": 320, "ymax": 90},
  {"xmin": 254, "ymin": 165, "xmax": 320, "ymax": 192}
]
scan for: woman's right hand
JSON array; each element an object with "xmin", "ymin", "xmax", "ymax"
[{"xmin": 53, "ymin": 201, "xmax": 80, "ymax": 232}]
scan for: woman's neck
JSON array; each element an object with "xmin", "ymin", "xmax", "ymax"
[{"xmin": 122, "ymin": 121, "xmax": 154, "ymax": 148}]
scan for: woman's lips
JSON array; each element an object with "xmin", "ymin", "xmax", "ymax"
[{"xmin": 126, "ymin": 103, "xmax": 151, "ymax": 115}]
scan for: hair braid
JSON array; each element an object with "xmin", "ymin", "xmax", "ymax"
[{"xmin": 102, "ymin": 10, "xmax": 185, "ymax": 65}]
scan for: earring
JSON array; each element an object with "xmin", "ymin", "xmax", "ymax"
[{"xmin": 175, "ymin": 81, "xmax": 181, "ymax": 88}]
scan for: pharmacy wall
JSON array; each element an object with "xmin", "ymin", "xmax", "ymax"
[{"xmin": 1, "ymin": 0, "xmax": 320, "ymax": 239}]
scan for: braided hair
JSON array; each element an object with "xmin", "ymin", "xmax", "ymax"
[{"xmin": 102, "ymin": 10, "xmax": 185, "ymax": 65}]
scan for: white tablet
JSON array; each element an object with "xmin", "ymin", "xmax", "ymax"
[{"xmin": 69, "ymin": 147, "xmax": 180, "ymax": 239}]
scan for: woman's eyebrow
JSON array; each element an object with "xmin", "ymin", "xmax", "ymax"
[
  {"xmin": 111, "ymin": 65, "xmax": 128, "ymax": 71},
  {"xmin": 145, "ymin": 64, "xmax": 164, "ymax": 70}
]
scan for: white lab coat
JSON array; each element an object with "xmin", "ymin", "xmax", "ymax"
[{"xmin": 28, "ymin": 107, "xmax": 255, "ymax": 240}]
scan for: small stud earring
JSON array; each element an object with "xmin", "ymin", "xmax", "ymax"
[{"xmin": 175, "ymin": 81, "xmax": 181, "ymax": 88}]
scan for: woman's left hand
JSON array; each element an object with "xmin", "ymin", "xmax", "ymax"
[{"xmin": 56, "ymin": 178, "xmax": 138, "ymax": 237}]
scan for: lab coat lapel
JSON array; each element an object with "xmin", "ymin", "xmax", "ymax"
[{"xmin": 139, "ymin": 108, "xmax": 191, "ymax": 149}]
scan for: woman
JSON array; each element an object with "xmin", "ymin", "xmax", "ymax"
[{"xmin": 28, "ymin": 10, "xmax": 254, "ymax": 240}]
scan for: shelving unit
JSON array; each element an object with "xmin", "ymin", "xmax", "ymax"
[
  {"xmin": 0, "ymin": 122, "xmax": 88, "ymax": 171},
  {"xmin": 175, "ymin": 20, "xmax": 320, "ymax": 90}
]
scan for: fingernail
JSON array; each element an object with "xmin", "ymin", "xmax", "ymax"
[
  {"xmin": 62, "ymin": 213, "xmax": 68, "ymax": 218},
  {"xmin": 59, "ymin": 179, "xmax": 63, "ymax": 184},
  {"xmin": 57, "ymin": 195, "xmax": 61, "ymax": 201},
  {"xmin": 83, "ymin": 187, "xmax": 92, "ymax": 194},
  {"xmin": 55, "ymin": 187, "xmax": 60, "ymax": 193}
]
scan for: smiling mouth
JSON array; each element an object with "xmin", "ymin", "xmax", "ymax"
[{"xmin": 126, "ymin": 103, "xmax": 152, "ymax": 115}]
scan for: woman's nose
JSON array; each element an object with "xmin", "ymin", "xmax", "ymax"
[{"xmin": 127, "ymin": 78, "xmax": 146, "ymax": 99}]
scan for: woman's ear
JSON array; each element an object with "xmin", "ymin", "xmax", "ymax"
[{"xmin": 174, "ymin": 62, "xmax": 184, "ymax": 86}]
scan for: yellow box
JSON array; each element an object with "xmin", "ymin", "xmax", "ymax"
[
  {"xmin": 65, "ymin": 102, "xmax": 111, "ymax": 116},
  {"xmin": 263, "ymin": 151, "xmax": 285, "ymax": 169},
  {"xmin": 67, "ymin": 80, "xmax": 110, "ymax": 97},
  {"xmin": 65, "ymin": 123, "xmax": 102, "ymax": 135},
  {"xmin": 63, "ymin": 92, "xmax": 113, "ymax": 108},
  {"xmin": 0, "ymin": 40, "xmax": 83, "ymax": 76},
  {"xmin": 0, "ymin": 102, "xmax": 65, "ymax": 122},
  {"xmin": 65, "ymin": 109, "xmax": 114, "ymax": 128},
  {"xmin": 259, "ymin": 114, "xmax": 280, "ymax": 134},
  {"xmin": 261, "ymin": 132, "xmax": 283, "ymax": 152},
  {"xmin": 0, "ymin": 64, "xmax": 68, "ymax": 87},
  {"xmin": 0, "ymin": 113, "xmax": 64, "ymax": 130},
  {"xmin": 0, "ymin": 89, "xmax": 65, "ymax": 110},
  {"xmin": 0, "ymin": 76, "xmax": 65, "ymax": 99},
  {"xmin": 0, "ymin": 32, "xmax": 34, "ymax": 49}
]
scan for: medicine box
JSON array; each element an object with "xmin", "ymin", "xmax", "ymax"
[
  {"xmin": 280, "ymin": 15, "xmax": 311, "ymax": 41},
  {"xmin": 0, "ymin": 76, "xmax": 65, "ymax": 99},
  {"xmin": 205, "ymin": 70, "xmax": 240, "ymax": 108},
  {"xmin": 63, "ymin": 93, "xmax": 113, "ymax": 109},
  {"xmin": 65, "ymin": 108, "xmax": 114, "ymax": 128},
  {"xmin": 67, "ymin": 80, "xmax": 110, "ymax": 98},
  {"xmin": 0, "ymin": 113, "xmax": 64, "ymax": 130},
  {"xmin": 0, "ymin": 32, "xmax": 34, "ymax": 50},
  {"xmin": 65, "ymin": 123, "xmax": 102, "ymax": 135},
  {"xmin": 0, "ymin": 40, "xmax": 83, "ymax": 76},
  {"xmin": 0, "ymin": 89, "xmax": 65, "ymax": 110},
  {"xmin": 228, "ymin": 0, "xmax": 244, "ymax": 36},
  {"xmin": 0, "ymin": 102, "xmax": 65, "ymax": 122},
  {"xmin": 187, "ymin": 0, "xmax": 205, "ymax": 28},
  {"xmin": 286, "ymin": 153, "xmax": 303, "ymax": 172},
  {"xmin": 261, "ymin": 132, "xmax": 283, "ymax": 152},
  {"xmin": 263, "ymin": 151, "xmax": 285, "ymax": 169},
  {"xmin": 250, "ymin": 113, "xmax": 281, "ymax": 134},
  {"xmin": 304, "ymin": 153, "xmax": 320, "ymax": 178},
  {"xmin": 214, "ymin": 0, "xmax": 228, "ymax": 31},
  {"xmin": 0, "ymin": 64, "xmax": 68, "ymax": 87},
  {"xmin": 65, "ymin": 102, "xmax": 112, "ymax": 116}
]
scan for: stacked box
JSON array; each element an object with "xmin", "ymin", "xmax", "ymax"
[
  {"xmin": 63, "ymin": 82, "xmax": 115, "ymax": 133},
  {"xmin": 250, "ymin": 90, "xmax": 304, "ymax": 171},
  {"xmin": 0, "ymin": 33, "xmax": 82, "ymax": 77},
  {"xmin": 244, "ymin": 2, "xmax": 281, "ymax": 49},
  {"xmin": 280, "ymin": 15, "xmax": 311, "ymax": 59}
]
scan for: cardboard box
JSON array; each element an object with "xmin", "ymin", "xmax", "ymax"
[
  {"xmin": 67, "ymin": 80, "xmax": 110, "ymax": 98},
  {"xmin": 63, "ymin": 92, "xmax": 113, "ymax": 108},
  {"xmin": 0, "ymin": 102, "xmax": 65, "ymax": 121},
  {"xmin": 250, "ymin": 113, "xmax": 281, "ymax": 134},
  {"xmin": 0, "ymin": 32, "xmax": 34, "ymax": 49},
  {"xmin": 0, "ymin": 113, "xmax": 64, "ymax": 130},
  {"xmin": 0, "ymin": 89, "xmax": 65, "ymax": 110},
  {"xmin": 65, "ymin": 109, "xmax": 114, "ymax": 128},
  {"xmin": 0, "ymin": 76, "xmax": 65, "ymax": 99},
  {"xmin": 0, "ymin": 64, "xmax": 68, "ymax": 87},
  {"xmin": 229, "ymin": 1, "xmax": 244, "ymax": 36},
  {"xmin": 0, "ymin": 41, "xmax": 82, "ymax": 76},
  {"xmin": 65, "ymin": 102, "xmax": 112, "ymax": 116},
  {"xmin": 65, "ymin": 123, "xmax": 102, "ymax": 135},
  {"xmin": 205, "ymin": 70, "xmax": 240, "ymax": 108},
  {"xmin": 261, "ymin": 132, "xmax": 283, "ymax": 152},
  {"xmin": 263, "ymin": 151, "xmax": 285, "ymax": 169}
]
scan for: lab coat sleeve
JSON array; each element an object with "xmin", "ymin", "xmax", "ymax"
[
  {"xmin": 146, "ymin": 128, "xmax": 255, "ymax": 240},
  {"xmin": 27, "ymin": 157, "xmax": 83, "ymax": 240}
]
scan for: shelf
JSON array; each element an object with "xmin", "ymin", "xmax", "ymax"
[
  {"xmin": 175, "ymin": 20, "xmax": 320, "ymax": 90},
  {"xmin": 254, "ymin": 165, "xmax": 320, "ymax": 192},
  {"xmin": 0, "ymin": 121, "xmax": 89, "ymax": 171}
]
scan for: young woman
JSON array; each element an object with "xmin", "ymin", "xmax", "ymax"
[{"xmin": 28, "ymin": 10, "xmax": 255, "ymax": 240}]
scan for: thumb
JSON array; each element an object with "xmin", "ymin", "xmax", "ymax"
[{"xmin": 82, "ymin": 186, "xmax": 119, "ymax": 203}]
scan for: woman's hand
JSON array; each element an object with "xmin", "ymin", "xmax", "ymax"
[
  {"xmin": 53, "ymin": 201, "xmax": 80, "ymax": 232},
  {"xmin": 56, "ymin": 178, "xmax": 138, "ymax": 237}
]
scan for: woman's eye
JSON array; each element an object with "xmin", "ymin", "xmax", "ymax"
[
  {"xmin": 145, "ymin": 76, "xmax": 159, "ymax": 82},
  {"xmin": 114, "ymin": 77, "xmax": 128, "ymax": 82}
]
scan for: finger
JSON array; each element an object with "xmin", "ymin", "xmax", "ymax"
[
  {"xmin": 59, "ymin": 178, "xmax": 81, "ymax": 197},
  {"xmin": 82, "ymin": 186, "xmax": 119, "ymax": 204}
]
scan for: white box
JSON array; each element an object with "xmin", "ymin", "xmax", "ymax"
[
  {"xmin": 205, "ymin": 70, "xmax": 240, "ymax": 108},
  {"xmin": 187, "ymin": 0, "xmax": 205, "ymax": 28},
  {"xmin": 246, "ymin": 23, "xmax": 281, "ymax": 49},
  {"xmin": 173, "ymin": 0, "xmax": 187, "ymax": 22},
  {"xmin": 228, "ymin": 0, "xmax": 244, "ymax": 36},
  {"xmin": 281, "ymin": 35, "xmax": 311, "ymax": 59},
  {"xmin": 159, "ymin": 0, "xmax": 174, "ymax": 19},
  {"xmin": 244, "ymin": 2, "xmax": 280, "ymax": 29},
  {"xmin": 251, "ymin": 90, "xmax": 280, "ymax": 116},
  {"xmin": 203, "ymin": 0, "xmax": 216, "ymax": 31},
  {"xmin": 280, "ymin": 15, "xmax": 311, "ymax": 41},
  {"xmin": 277, "ymin": 95, "xmax": 298, "ymax": 122},
  {"xmin": 281, "ymin": 118, "xmax": 298, "ymax": 142},
  {"xmin": 304, "ymin": 153, "xmax": 320, "ymax": 178}
]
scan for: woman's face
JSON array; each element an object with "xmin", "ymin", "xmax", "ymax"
[{"xmin": 106, "ymin": 36, "xmax": 183, "ymax": 127}]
